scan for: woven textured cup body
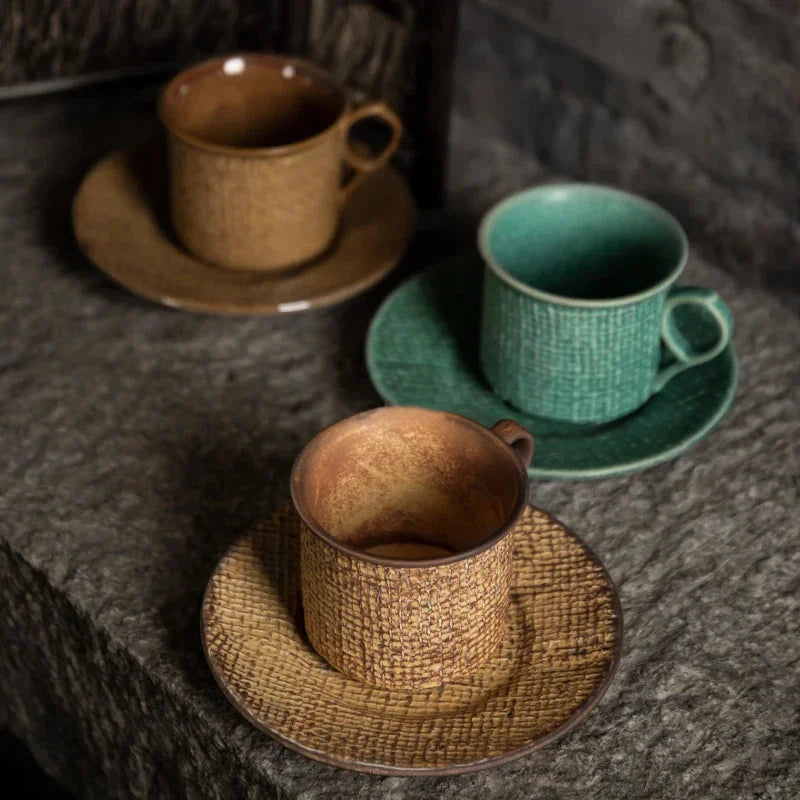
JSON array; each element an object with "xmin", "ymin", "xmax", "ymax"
[
  {"xmin": 300, "ymin": 521, "xmax": 514, "ymax": 689},
  {"xmin": 168, "ymin": 126, "xmax": 342, "ymax": 271},
  {"xmin": 481, "ymin": 268, "xmax": 667, "ymax": 423}
]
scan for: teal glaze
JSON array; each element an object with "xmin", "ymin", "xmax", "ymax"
[
  {"xmin": 478, "ymin": 184, "xmax": 733, "ymax": 424},
  {"xmin": 365, "ymin": 256, "xmax": 739, "ymax": 481},
  {"xmin": 654, "ymin": 287, "xmax": 734, "ymax": 392}
]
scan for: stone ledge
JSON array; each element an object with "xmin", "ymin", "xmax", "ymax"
[{"xmin": 1, "ymin": 80, "xmax": 799, "ymax": 800}]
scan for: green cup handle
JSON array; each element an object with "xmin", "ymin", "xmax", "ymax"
[{"xmin": 652, "ymin": 286, "xmax": 733, "ymax": 393}]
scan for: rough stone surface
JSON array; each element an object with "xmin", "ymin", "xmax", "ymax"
[
  {"xmin": 1, "ymin": 84, "xmax": 799, "ymax": 799},
  {"xmin": 455, "ymin": 0, "xmax": 800, "ymax": 311}
]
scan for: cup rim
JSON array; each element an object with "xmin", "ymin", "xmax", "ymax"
[
  {"xmin": 158, "ymin": 52, "xmax": 348, "ymax": 158},
  {"xmin": 478, "ymin": 183, "xmax": 690, "ymax": 309},
  {"xmin": 290, "ymin": 406, "xmax": 531, "ymax": 568}
]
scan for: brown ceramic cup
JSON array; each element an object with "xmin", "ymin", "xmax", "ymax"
[
  {"xmin": 159, "ymin": 53, "xmax": 403, "ymax": 271},
  {"xmin": 291, "ymin": 406, "xmax": 534, "ymax": 689}
]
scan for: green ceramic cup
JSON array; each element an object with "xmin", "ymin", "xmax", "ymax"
[{"xmin": 479, "ymin": 184, "xmax": 733, "ymax": 424}]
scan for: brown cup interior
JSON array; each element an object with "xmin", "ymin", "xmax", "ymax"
[
  {"xmin": 160, "ymin": 54, "xmax": 345, "ymax": 150},
  {"xmin": 292, "ymin": 407, "xmax": 527, "ymax": 561}
]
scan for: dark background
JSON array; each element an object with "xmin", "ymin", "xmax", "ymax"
[{"xmin": 1, "ymin": 731, "xmax": 75, "ymax": 799}]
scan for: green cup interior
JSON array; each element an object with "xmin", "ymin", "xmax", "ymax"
[{"xmin": 482, "ymin": 185, "xmax": 687, "ymax": 302}]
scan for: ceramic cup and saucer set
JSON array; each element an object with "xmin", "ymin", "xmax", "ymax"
[
  {"xmin": 368, "ymin": 184, "xmax": 738, "ymax": 479},
  {"xmin": 203, "ymin": 406, "xmax": 622, "ymax": 774},
  {"xmin": 73, "ymin": 53, "xmax": 413, "ymax": 313}
]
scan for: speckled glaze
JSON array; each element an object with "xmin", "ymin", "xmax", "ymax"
[
  {"xmin": 290, "ymin": 406, "xmax": 533, "ymax": 689},
  {"xmin": 479, "ymin": 184, "xmax": 734, "ymax": 423},
  {"xmin": 160, "ymin": 53, "xmax": 403, "ymax": 271}
]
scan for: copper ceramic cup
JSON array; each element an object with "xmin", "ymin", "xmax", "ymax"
[
  {"xmin": 291, "ymin": 406, "xmax": 534, "ymax": 689},
  {"xmin": 159, "ymin": 53, "xmax": 403, "ymax": 271}
]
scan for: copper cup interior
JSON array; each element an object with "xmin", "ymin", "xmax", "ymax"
[
  {"xmin": 292, "ymin": 407, "xmax": 527, "ymax": 559},
  {"xmin": 160, "ymin": 54, "xmax": 345, "ymax": 150}
]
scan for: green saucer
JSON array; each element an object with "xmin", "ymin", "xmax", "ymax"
[{"xmin": 366, "ymin": 255, "xmax": 738, "ymax": 480}]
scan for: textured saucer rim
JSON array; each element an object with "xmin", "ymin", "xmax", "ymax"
[
  {"xmin": 72, "ymin": 145, "xmax": 415, "ymax": 316},
  {"xmin": 366, "ymin": 260, "xmax": 739, "ymax": 481},
  {"xmin": 200, "ymin": 505, "xmax": 623, "ymax": 776}
]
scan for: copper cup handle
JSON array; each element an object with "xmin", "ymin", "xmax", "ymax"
[
  {"xmin": 492, "ymin": 419, "xmax": 535, "ymax": 469},
  {"xmin": 340, "ymin": 101, "xmax": 403, "ymax": 202}
]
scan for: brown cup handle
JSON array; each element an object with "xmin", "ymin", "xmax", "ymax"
[
  {"xmin": 491, "ymin": 419, "xmax": 535, "ymax": 469},
  {"xmin": 339, "ymin": 101, "xmax": 403, "ymax": 202}
]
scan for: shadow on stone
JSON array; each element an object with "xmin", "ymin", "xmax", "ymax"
[
  {"xmin": 325, "ymin": 220, "xmax": 472, "ymax": 413},
  {"xmin": 33, "ymin": 81, "xmax": 163, "ymax": 306},
  {"xmin": 0, "ymin": 730, "xmax": 76, "ymax": 800},
  {"xmin": 156, "ymin": 424, "xmax": 295, "ymax": 691}
]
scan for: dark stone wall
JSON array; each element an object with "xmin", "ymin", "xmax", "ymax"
[
  {"xmin": 307, "ymin": 0, "xmax": 457, "ymax": 203},
  {"xmin": 453, "ymin": 0, "xmax": 800, "ymax": 297},
  {"xmin": 0, "ymin": 1, "xmax": 286, "ymax": 86}
]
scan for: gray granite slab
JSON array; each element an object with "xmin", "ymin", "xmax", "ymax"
[{"xmin": 1, "ymin": 85, "xmax": 799, "ymax": 799}]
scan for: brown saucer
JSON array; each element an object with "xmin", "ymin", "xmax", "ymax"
[
  {"xmin": 72, "ymin": 143, "xmax": 414, "ymax": 314},
  {"xmin": 201, "ymin": 505, "xmax": 623, "ymax": 776}
]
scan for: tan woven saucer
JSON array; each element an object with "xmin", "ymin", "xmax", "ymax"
[
  {"xmin": 201, "ymin": 505, "xmax": 623, "ymax": 775},
  {"xmin": 72, "ymin": 143, "xmax": 414, "ymax": 314}
]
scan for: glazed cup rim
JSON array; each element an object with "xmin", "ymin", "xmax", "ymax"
[
  {"xmin": 478, "ymin": 182, "xmax": 690, "ymax": 309},
  {"xmin": 158, "ymin": 52, "xmax": 348, "ymax": 158},
  {"xmin": 290, "ymin": 406, "xmax": 531, "ymax": 568}
]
